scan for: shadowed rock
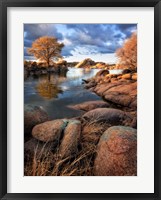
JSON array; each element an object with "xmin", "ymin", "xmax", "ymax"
[
  {"xmin": 24, "ymin": 104, "xmax": 49, "ymax": 136},
  {"xmin": 95, "ymin": 69, "xmax": 109, "ymax": 77}
]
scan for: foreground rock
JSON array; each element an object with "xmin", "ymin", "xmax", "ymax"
[
  {"xmin": 59, "ymin": 120, "xmax": 81, "ymax": 158},
  {"xmin": 94, "ymin": 126, "xmax": 137, "ymax": 176},
  {"xmin": 82, "ymin": 108, "xmax": 136, "ymax": 128},
  {"xmin": 32, "ymin": 119, "xmax": 68, "ymax": 143},
  {"xmin": 24, "ymin": 104, "xmax": 49, "ymax": 136},
  {"xmin": 68, "ymin": 100, "xmax": 111, "ymax": 112}
]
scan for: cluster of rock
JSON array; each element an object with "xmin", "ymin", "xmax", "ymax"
[
  {"xmin": 83, "ymin": 69, "xmax": 137, "ymax": 111},
  {"xmin": 24, "ymin": 102, "xmax": 137, "ymax": 176},
  {"xmin": 24, "ymin": 60, "xmax": 68, "ymax": 78},
  {"xmin": 24, "ymin": 66, "xmax": 137, "ymax": 176},
  {"xmin": 75, "ymin": 58, "xmax": 110, "ymax": 69}
]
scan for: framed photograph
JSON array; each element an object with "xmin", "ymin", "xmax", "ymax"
[{"xmin": 0, "ymin": 0, "xmax": 161, "ymax": 199}]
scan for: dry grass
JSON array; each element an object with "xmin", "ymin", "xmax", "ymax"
[
  {"xmin": 81, "ymin": 121, "xmax": 107, "ymax": 146},
  {"xmin": 24, "ymin": 143, "xmax": 96, "ymax": 176},
  {"xmin": 24, "ymin": 121, "xmax": 108, "ymax": 176}
]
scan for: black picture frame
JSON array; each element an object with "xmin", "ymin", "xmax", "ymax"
[{"xmin": 0, "ymin": 0, "xmax": 160, "ymax": 199}]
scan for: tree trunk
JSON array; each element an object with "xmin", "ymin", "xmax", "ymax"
[
  {"xmin": 47, "ymin": 58, "xmax": 50, "ymax": 68},
  {"xmin": 47, "ymin": 58, "xmax": 51, "ymax": 81},
  {"xmin": 48, "ymin": 72, "xmax": 51, "ymax": 81}
]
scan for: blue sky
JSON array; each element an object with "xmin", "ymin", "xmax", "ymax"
[{"xmin": 24, "ymin": 24, "xmax": 137, "ymax": 63}]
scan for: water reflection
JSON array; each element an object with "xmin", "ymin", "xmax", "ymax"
[
  {"xmin": 36, "ymin": 80, "xmax": 63, "ymax": 99},
  {"xmin": 24, "ymin": 67, "xmax": 101, "ymax": 119}
]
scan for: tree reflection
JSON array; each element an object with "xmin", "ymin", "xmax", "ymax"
[{"xmin": 36, "ymin": 79, "xmax": 63, "ymax": 100}]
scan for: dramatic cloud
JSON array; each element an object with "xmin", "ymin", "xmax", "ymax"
[
  {"xmin": 24, "ymin": 23, "xmax": 137, "ymax": 62},
  {"xmin": 24, "ymin": 24, "xmax": 63, "ymax": 47}
]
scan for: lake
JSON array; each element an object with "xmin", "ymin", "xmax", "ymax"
[
  {"xmin": 109, "ymin": 69, "xmax": 123, "ymax": 74},
  {"xmin": 24, "ymin": 67, "xmax": 102, "ymax": 119}
]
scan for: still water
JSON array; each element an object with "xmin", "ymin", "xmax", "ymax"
[{"xmin": 24, "ymin": 67, "xmax": 101, "ymax": 119}]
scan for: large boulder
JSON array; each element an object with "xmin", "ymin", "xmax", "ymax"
[
  {"xmin": 68, "ymin": 100, "xmax": 111, "ymax": 112},
  {"xmin": 32, "ymin": 119, "xmax": 68, "ymax": 143},
  {"xmin": 59, "ymin": 120, "xmax": 81, "ymax": 158},
  {"xmin": 82, "ymin": 108, "xmax": 136, "ymax": 128},
  {"xmin": 94, "ymin": 126, "xmax": 137, "ymax": 176},
  {"xmin": 24, "ymin": 104, "xmax": 49, "ymax": 136},
  {"xmin": 75, "ymin": 58, "xmax": 95, "ymax": 68}
]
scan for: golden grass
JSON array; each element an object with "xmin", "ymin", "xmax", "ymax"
[{"xmin": 25, "ymin": 144, "xmax": 96, "ymax": 176}]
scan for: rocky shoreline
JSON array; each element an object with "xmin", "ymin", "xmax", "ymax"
[
  {"xmin": 83, "ymin": 69, "xmax": 137, "ymax": 112},
  {"xmin": 24, "ymin": 60, "xmax": 68, "ymax": 78},
  {"xmin": 24, "ymin": 70, "xmax": 137, "ymax": 176}
]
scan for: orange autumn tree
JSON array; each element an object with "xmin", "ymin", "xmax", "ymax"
[
  {"xmin": 27, "ymin": 36, "xmax": 64, "ymax": 68},
  {"xmin": 116, "ymin": 32, "xmax": 137, "ymax": 71}
]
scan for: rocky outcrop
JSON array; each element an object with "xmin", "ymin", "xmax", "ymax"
[
  {"xmin": 75, "ymin": 59, "xmax": 109, "ymax": 69},
  {"xmin": 25, "ymin": 69, "xmax": 137, "ymax": 176},
  {"xmin": 24, "ymin": 60, "xmax": 68, "ymax": 77},
  {"xmin": 103, "ymin": 82, "xmax": 137, "ymax": 109},
  {"xmin": 84, "ymin": 73, "xmax": 137, "ymax": 111},
  {"xmin": 75, "ymin": 58, "xmax": 96, "ymax": 68},
  {"xmin": 24, "ymin": 104, "xmax": 49, "ymax": 136},
  {"xmin": 94, "ymin": 126, "xmax": 137, "ymax": 176},
  {"xmin": 68, "ymin": 100, "xmax": 111, "ymax": 112}
]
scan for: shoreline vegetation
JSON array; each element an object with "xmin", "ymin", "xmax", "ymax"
[{"xmin": 24, "ymin": 32, "xmax": 137, "ymax": 176}]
